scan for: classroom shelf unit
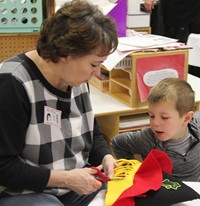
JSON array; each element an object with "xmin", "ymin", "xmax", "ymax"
[{"xmin": 91, "ymin": 49, "xmax": 189, "ymax": 108}]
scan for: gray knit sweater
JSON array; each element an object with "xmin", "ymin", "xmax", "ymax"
[{"xmin": 111, "ymin": 112, "xmax": 200, "ymax": 181}]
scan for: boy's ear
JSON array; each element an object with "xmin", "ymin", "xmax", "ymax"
[{"xmin": 184, "ymin": 111, "xmax": 194, "ymax": 123}]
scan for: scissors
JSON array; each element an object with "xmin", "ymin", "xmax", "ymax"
[{"xmin": 90, "ymin": 166, "xmax": 111, "ymax": 183}]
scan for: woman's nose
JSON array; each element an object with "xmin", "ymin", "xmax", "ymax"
[{"xmin": 93, "ymin": 66, "xmax": 101, "ymax": 77}]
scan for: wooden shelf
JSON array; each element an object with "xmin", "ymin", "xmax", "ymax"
[
  {"xmin": 109, "ymin": 49, "xmax": 189, "ymax": 107},
  {"xmin": 119, "ymin": 125, "xmax": 150, "ymax": 133},
  {"xmin": 111, "ymin": 78, "xmax": 131, "ymax": 89}
]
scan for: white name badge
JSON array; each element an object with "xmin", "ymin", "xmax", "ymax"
[{"xmin": 44, "ymin": 106, "xmax": 62, "ymax": 128}]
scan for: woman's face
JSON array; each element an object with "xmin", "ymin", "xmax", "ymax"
[{"xmin": 59, "ymin": 53, "xmax": 107, "ymax": 87}]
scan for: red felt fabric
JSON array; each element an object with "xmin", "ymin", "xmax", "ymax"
[{"xmin": 113, "ymin": 149, "xmax": 173, "ymax": 206}]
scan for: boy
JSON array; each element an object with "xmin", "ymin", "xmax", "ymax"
[{"xmin": 111, "ymin": 78, "xmax": 200, "ymax": 181}]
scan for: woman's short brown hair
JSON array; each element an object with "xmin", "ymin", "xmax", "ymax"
[{"xmin": 37, "ymin": 0, "xmax": 118, "ymax": 63}]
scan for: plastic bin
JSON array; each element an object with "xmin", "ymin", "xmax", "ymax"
[{"xmin": 0, "ymin": 0, "xmax": 43, "ymax": 33}]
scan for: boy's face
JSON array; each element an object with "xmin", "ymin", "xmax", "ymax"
[{"xmin": 148, "ymin": 101, "xmax": 188, "ymax": 141}]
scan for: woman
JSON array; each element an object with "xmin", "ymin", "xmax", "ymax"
[{"xmin": 0, "ymin": 0, "xmax": 118, "ymax": 205}]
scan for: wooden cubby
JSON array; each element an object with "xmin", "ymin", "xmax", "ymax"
[
  {"xmin": 109, "ymin": 49, "xmax": 189, "ymax": 108},
  {"xmin": 96, "ymin": 106, "xmax": 148, "ymax": 143},
  {"xmin": 89, "ymin": 67, "xmax": 110, "ymax": 92}
]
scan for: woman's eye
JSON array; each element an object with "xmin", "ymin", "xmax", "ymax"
[
  {"xmin": 91, "ymin": 64, "xmax": 97, "ymax": 67},
  {"xmin": 91, "ymin": 63, "xmax": 101, "ymax": 68}
]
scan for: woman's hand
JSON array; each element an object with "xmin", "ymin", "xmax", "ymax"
[
  {"xmin": 47, "ymin": 154, "xmax": 117, "ymax": 195},
  {"xmin": 48, "ymin": 168, "xmax": 102, "ymax": 195},
  {"xmin": 100, "ymin": 154, "xmax": 117, "ymax": 179}
]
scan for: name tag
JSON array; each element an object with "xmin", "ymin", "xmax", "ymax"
[{"xmin": 44, "ymin": 106, "xmax": 62, "ymax": 128}]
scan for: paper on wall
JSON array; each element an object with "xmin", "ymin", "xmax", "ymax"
[{"xmin": 55, "ymin": 0, "xmax": 117, "ymax": 14}]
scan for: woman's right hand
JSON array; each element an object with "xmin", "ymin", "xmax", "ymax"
[{"xmin": 48, "ymin": 168, "xmax": 102, "ymax": 195}]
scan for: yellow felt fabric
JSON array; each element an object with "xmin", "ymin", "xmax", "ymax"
[{"xmin": 105, "ymin": 159, "xmax": 141, "ymax": 206}]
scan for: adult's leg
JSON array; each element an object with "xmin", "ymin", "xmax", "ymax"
[
  {"xmin": 189, "ymin": 18, "xmax": 200, "ymax": 34},
  {"xmin": 58, "ymin": 184, "xmax": 107, "ymax": 206},
  {"xmin": 164, "ymin": 25, "xmax": 189, "ymax": 43},
  {"xmin": 88, "ymin": 189, "xmax": 106, "ymax": 206},
  {"xmin": 0, "ymin": 193, "xmax": 63, "ymax": 206},
  {"xmin": 150, "ymin": 2, "xmax": 165, "ymax": 35}
]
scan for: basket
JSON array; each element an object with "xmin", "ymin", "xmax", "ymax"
[{"xmin": 0, "ymin": 0, "xmax": 43, "ymax": 33}]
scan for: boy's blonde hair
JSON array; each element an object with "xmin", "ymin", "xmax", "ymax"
[{"xmin": 147, "ymin": 78, "xmax": 195, "ymax": 117}]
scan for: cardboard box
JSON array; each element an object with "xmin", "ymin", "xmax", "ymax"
[
  {"xmin": 127, "ymin": 0, "xmax": 143, "ymax": 14},
  {"xmin": 127, "ymin": 12, "xmax": 150, "ymax": 28}
]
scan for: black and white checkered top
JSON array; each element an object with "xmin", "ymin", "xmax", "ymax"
[{"xmin": 0, "ymin": 54, "xmax": 110, "ymax": 197}]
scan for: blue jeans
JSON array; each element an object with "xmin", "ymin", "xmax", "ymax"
[{"xmin": 0, "ymin": 190, "xmax": 100, "ymax": 206}]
